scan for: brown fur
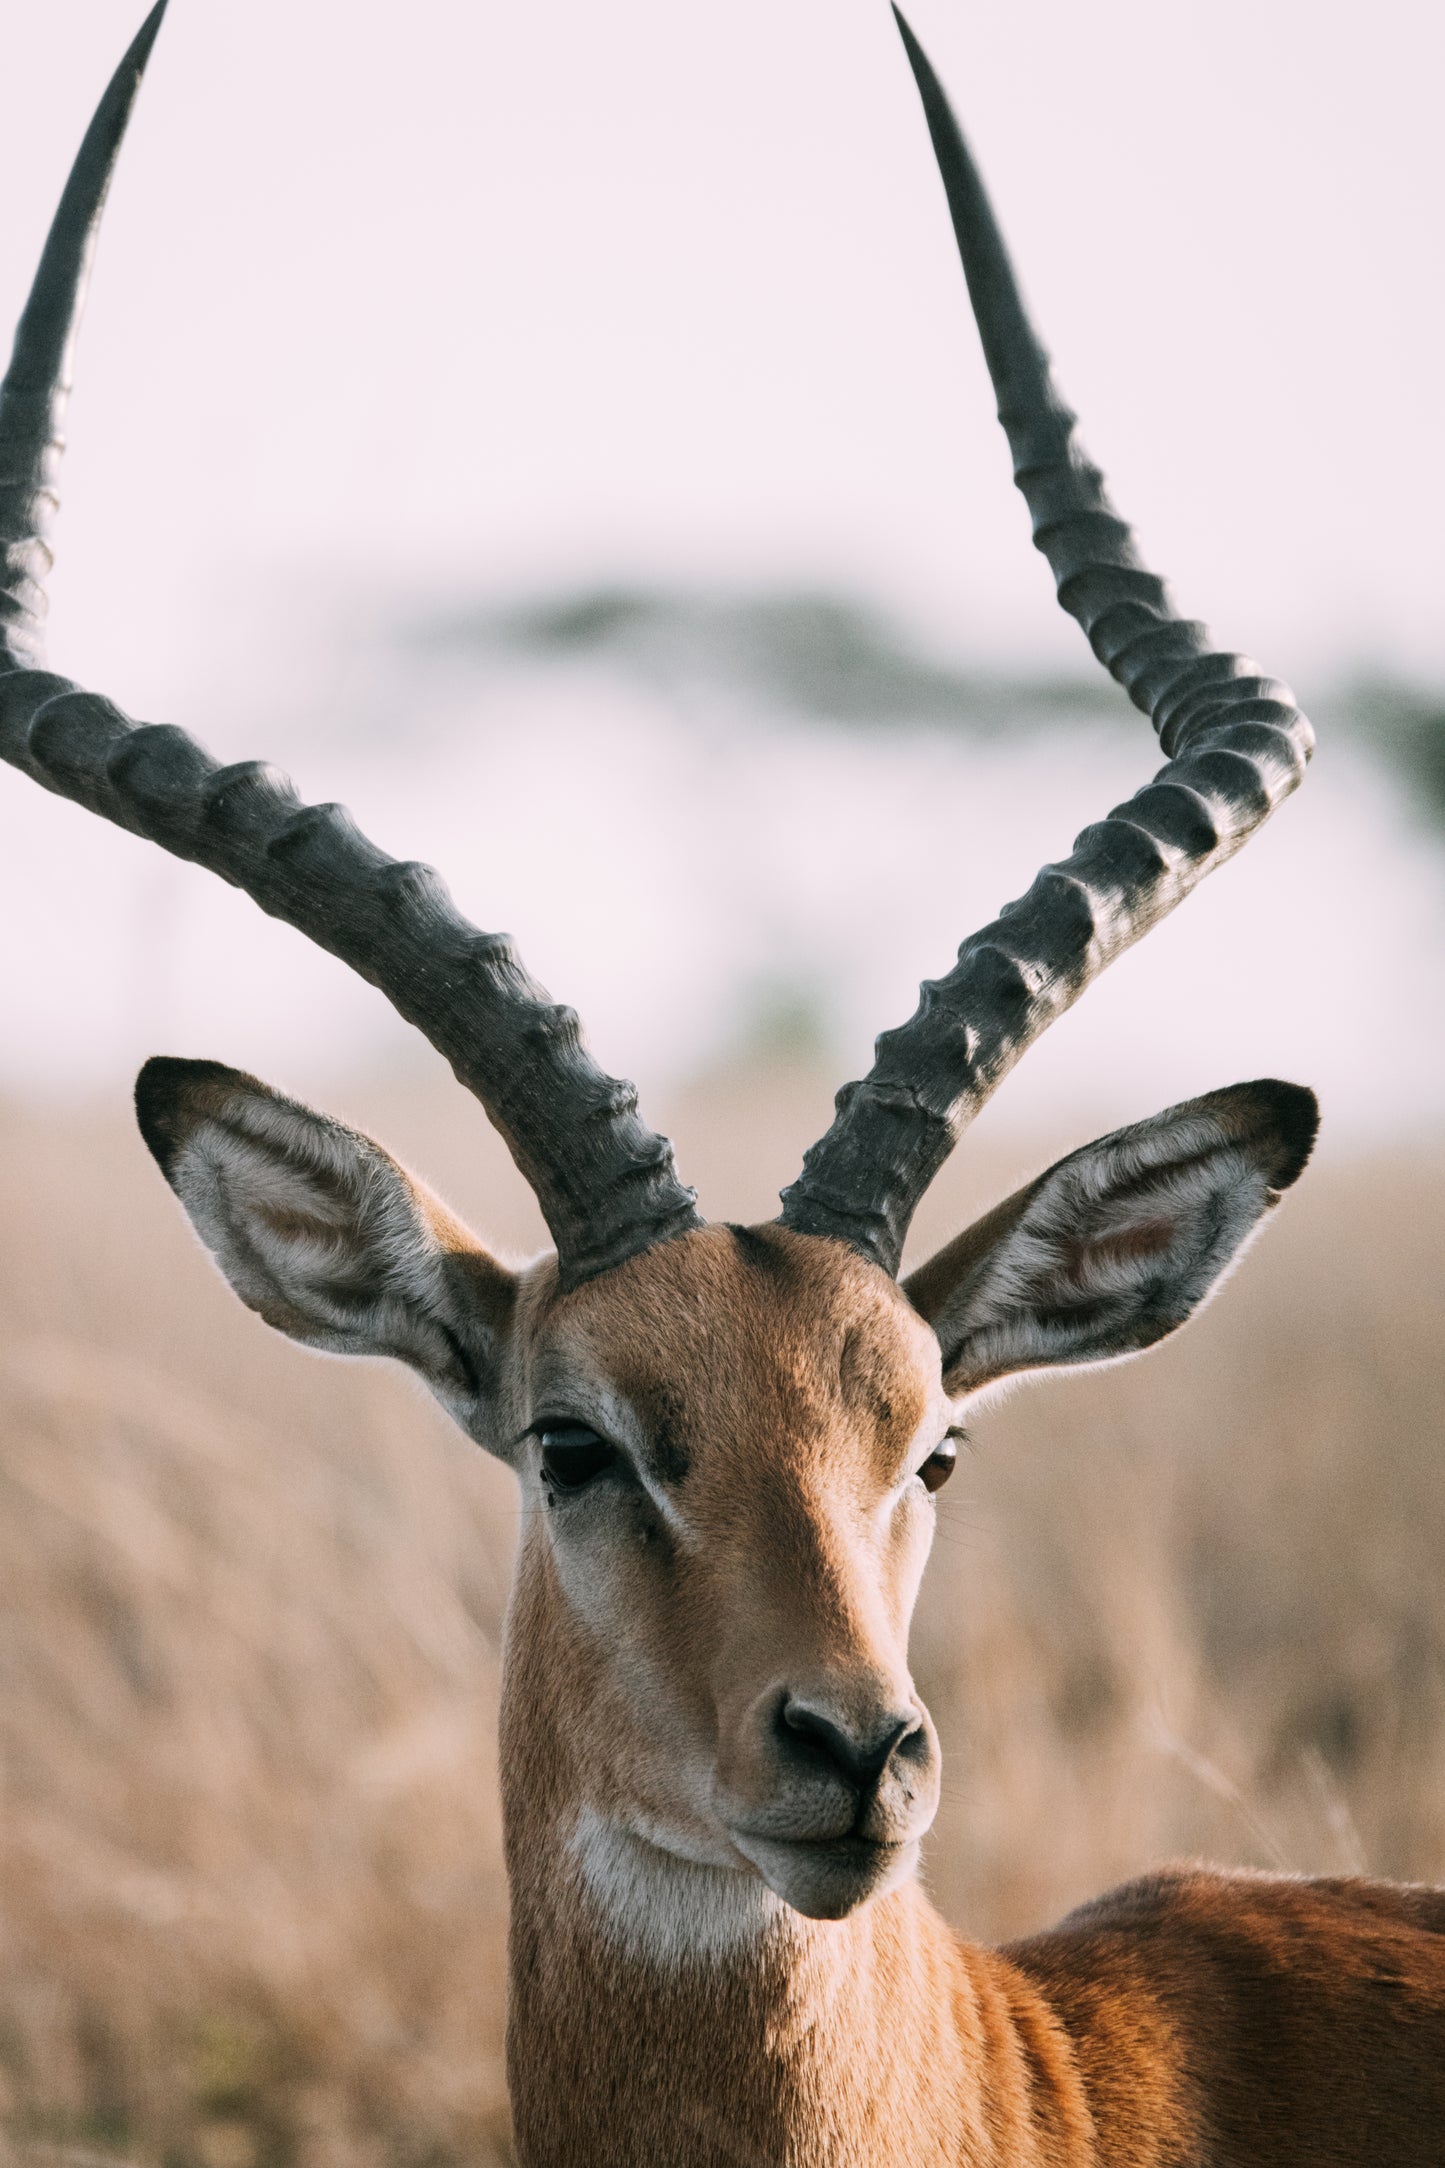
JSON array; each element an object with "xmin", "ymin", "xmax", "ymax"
[
  {"xmin": 139, "ymin": 1064, "xmax": 1443, "ymax": 2165},
  {"xmin": 498, "ymin": 1230, "xmax": 1445, "ymax": 2166}
]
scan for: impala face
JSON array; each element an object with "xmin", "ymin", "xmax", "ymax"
[
  {"xmin": 125, "ymin": 1057, "xmax": 1318, "ymax": 1944},
  {"xmin": 514, "ymin": 1226, "xmax": 950, "ymax": 1918}
]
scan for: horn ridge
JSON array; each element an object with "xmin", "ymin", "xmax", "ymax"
[
  {"xmin": 886, "ymin": 6, "xmax": 1312, "ymax": 769},
  {"xmin": 778, "ymin": 14, "xmax": 1312, "ymax": 1275},
  {"xmin": 0, "ymin": 676, "xmax": 702, "ymax": 1285},
  {"xmin": 0, "ymin": 10, "xmax": 702, "ymax": 1289}
]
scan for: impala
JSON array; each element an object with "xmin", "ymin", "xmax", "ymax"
[{"xmin": 4, "ymin": 8, "xmax": 1443, "ymax": 2164}]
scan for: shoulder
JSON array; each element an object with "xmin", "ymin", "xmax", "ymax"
[
  {"xmin": 1014, "ymin": 1862, "xmax": 1445, "ymax": 1956},
  {"xmin": 1003, "ymin": 1862, "xmax": 1445, "ymax": 2015}
]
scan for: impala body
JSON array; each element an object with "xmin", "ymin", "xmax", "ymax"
[{"xmin": 3, "ymin": 8, "xmax": 1442, "ymax": 2165}]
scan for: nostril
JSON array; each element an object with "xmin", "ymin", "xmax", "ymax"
[
  {"xmin": 891, "ymin": 1719, "xmax": 932, "ymax": 1769},
  {"xmin": 778, "ymin": 1698, "xmax": 920, "ymax": 1793}
]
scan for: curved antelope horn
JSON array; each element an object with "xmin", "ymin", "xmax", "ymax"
[
  {"xmin": 0, "ymin": 9, "xmax": 701, "ymax": 1290},
  {"xmin": 778, "ymin": 10, "xmax": 1314, "ymax": 1276}
]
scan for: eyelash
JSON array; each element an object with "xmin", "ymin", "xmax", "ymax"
[
  {"xmin": 534, "ymin": 1422, "xmax": 619, "ymax": 1494},
  {"xmin": 919, "ymin": 1426, "xmax": 967, "ymax": 1494}
]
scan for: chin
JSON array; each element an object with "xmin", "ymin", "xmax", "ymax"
[{"xmin": 736, "ymin": 1833, "xmax": 920, "ymax": 1920}]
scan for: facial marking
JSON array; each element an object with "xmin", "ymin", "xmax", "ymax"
[
  {"xmin": 627, "ymin": 1378, "xmax": 691, "ymax": 1485},
  {"xmin": 840, "ymin": 1324, "xmax": 898, "ymax": 1431},
  {"xmin": 568, "ymin": 1806, "xmax": 788, "ymax": 1967},
  {"xmin": 723, "ymin": 1222, "xmax": 793, "ymax": 1278},
  {"xmin": 522, "ymin": 1358, "xmax": 695, "ymax": 1542}
]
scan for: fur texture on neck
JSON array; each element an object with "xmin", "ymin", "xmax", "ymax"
[{"xmin": 499, "ymin": 1551, "xmax": 1098, "ymax": 2168}]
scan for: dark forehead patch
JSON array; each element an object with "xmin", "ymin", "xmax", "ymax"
[
  {"xmin": 840, "ymin": 1326, "xmax": 898, "ymax": 1431},
  {"xmin": 627, "ymin": 1378, "xmax": 691, "ymax": 1485},
  {"xmin": 725, "ymin": 1222, "xmax": 792, "ymax": 1277}
]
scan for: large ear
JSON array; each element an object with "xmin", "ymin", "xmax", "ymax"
[
  {"xmin": 904, "ymin": 1081, "xmax": 1318, "ymax": 1398},
  {"xmin": 135, "ymin": 1057, "xmax": 521, "ymax": 1452}
]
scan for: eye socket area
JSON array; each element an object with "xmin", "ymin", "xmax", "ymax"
[
  {"xmin": 917, "ymin": 1429, "xmax": 963, "ymax": 1494},
  {"xmin": 537, "ymin": 1421, "xmax": 619, "ymax": 1493}
]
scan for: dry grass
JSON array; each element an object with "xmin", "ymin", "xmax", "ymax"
[{"xmin": 1, "ymin": 1064, "xmax": 1442, "ymax": 2168}]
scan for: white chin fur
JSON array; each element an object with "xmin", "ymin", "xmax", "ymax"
[{"xmin": 568, "ymin": 1807, "xmax": 790, "ymax": 1968}]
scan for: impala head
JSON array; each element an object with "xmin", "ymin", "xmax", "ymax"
[
  {"xmin": 3, "ymin": 8, "xmax": 1318, "ymax": 1927},
  {"xmin": 131, "ymin": 1058, "xmax": 1314, "ymax": 1923}
]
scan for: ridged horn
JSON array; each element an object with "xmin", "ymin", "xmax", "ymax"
[
  {"xmin": 776, "ymin": 9, "xmax": 1313, "ymax": 1277},
  {"xmin": 0, "ymin": 9, "xmax": 702, "ymax": 1289}
]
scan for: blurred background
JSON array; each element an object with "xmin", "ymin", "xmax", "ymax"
[{"xmin": 1, "ymin": 1, "xmax": 1443, "ymax": 2163}]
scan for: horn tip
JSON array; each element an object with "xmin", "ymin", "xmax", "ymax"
[
  {"xmin": 888, "ymin": 7, "xmax": 957, "ymax": 137},
  {"xmin": 137, "ymin": 1, "xmax": 170, "ymax": 54},
  {"xmin": 889, "ymin": 6, "xmax": 930, "ymax": 74},
  {"xmin": 124, "ymin": 0, "xmax": 171, "ymax": 79}
]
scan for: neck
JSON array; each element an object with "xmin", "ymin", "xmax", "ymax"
[{"xmin": 498, "ymin": 1587, "xmax": 1096, "ymax": 2166}]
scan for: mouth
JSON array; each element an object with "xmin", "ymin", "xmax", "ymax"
[{"xmin": 728, "ymin": 1829, "xmax": 919, "ymax": 1920}]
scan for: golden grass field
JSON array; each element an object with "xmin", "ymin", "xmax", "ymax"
[{"xmin": 2, "ymin": 1062, "xmax": 1442, "ymax": 2168}]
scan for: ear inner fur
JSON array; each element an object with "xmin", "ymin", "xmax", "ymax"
[
  {"xmin": 904, "ymin": 1080, "xmax": 1319, "ymax": 1394},
  {"xmin": 135, "ymin": 1055, "xmax": 519, "ymax": 1434}
]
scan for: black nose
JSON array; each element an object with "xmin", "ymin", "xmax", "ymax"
[{"xmin": 777, "ymin": 1696, "xmax": 921, "ymax": 1794}]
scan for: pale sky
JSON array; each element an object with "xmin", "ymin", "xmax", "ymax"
[{"xmin": 4, "ymin": 0, "xmax": 1444, "ymax": 712}]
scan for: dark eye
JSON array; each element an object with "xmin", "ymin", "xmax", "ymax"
[
  {"xmin": 538, "ymin": 1423, "xmax": 617, "ymax": 1492},
  {"xmin": 918, "ymin": 1435, "xmax": 959, "ymax": 1493}
]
